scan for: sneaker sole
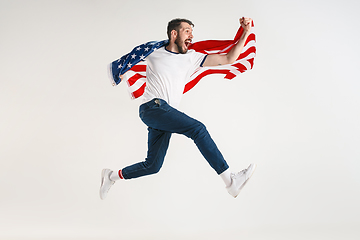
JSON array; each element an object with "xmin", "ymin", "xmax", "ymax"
[
  {"xmin": 100, "ymin": 169, "xmax": 108, "ymax": 200},
  {"xmin": 100, "ymin": 169, "xmax": 106, "ymax": 186},
  {"xmin": 234, "ymin": 163, "xmax": 257, "ymax": 198}
]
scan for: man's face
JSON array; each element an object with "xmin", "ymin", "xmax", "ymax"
[{"xmin": 174, "ymin": 22, "xmax": 193, "ymax": 54}]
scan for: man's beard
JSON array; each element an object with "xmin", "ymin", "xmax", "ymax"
[{"xmin": 175, "ymin": 35, "xmax": 187, "ymax": 54}]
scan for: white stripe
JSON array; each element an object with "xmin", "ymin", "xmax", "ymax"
[{"xmin": 127, "ymin": 74, "xmax": 146, "ymax": 96}]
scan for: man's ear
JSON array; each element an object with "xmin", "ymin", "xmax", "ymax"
[{"xmin": 170, "ymin": 29, "xmax": 177, "ymax": 41}]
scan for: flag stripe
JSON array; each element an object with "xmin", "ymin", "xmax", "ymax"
[
  {"xmin": 127, "ymin": 73, "xmax": 145, "ymax": 86},
  {"xmin": 132, "ymin": 83, "xmax": 146, "ymax": 99}
]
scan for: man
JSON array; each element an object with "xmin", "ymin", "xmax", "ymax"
[{"xmin": 100, "ymin": 17, "xmax": 256, "ymax": 199}]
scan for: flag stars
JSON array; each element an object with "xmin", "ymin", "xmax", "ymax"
[
  {"xmin": 144, "ymin": 47, "xmax": 149, "ymax": 51},
  {"xmin": 139, "ymin": 55, "xmax": 145, "ymax": 60},
  {"xmin": 131, "ymin": 54, "xmax": 137, "ymax": 59},
  {"xmin": 136, "ymin": 46, "xmax": 142, "ymax": 51},
  {"xmin": 127, "ymin": 63, "xmax": 132, "ymax": 68}
]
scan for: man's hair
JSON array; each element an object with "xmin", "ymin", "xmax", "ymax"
[{"xmin": 167, "ymin": 18, "xmax": 194, "ymax": 40}]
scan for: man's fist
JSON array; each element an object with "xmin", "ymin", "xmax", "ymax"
[{"xmin": 240, "ymin": 17, "xmax": 252, "ymax": 32}]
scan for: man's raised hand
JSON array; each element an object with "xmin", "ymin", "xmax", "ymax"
[{"xmin": 240, "ymin": 17, "xmax": 252, "ymax": 32}]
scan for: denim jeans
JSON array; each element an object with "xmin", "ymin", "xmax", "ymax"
[{"xmin": 121, "ymin": 98, "xmax": 229, "ymax": 179}]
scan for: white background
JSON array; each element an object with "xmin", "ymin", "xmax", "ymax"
[{"xmin": 1, "ymin": 0, "xmax": 359, "ymax": 239}]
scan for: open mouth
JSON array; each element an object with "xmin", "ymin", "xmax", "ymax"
[{"xmin": 184, "ymin": 39, "xmax": 192, "ymax": 48}]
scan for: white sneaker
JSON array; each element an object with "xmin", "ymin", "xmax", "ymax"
[
  {"xmin": 226, "ymin": 164, "xmax": 257, "ymax": 198},
  {"xmin": 100, "ymin": 169, "xmax": 115, "ymax": 200}
]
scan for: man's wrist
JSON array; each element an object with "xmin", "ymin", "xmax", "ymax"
[
  {"xmin": 243, "ymin": 29, "xmax": 251, "ymax": 35},
  {"xmin": 241, "ymin": 29, "xmax": 251, "ymax": 39}
]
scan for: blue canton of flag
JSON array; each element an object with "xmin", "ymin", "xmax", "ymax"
[{"xmin": 109, "ymin": 40, "xmax": 169, "ymax": 85}]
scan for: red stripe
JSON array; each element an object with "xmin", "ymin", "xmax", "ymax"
[
  {"xmin": 238, "ymin": 46, "xmax": 256, "ymax": 60},
  {"xmin": 184, "ymin": 68, "xmax": 239, "ymax": 93},
  {"xmin": 132, "ymin": 82, "xmax": 146, "ymax": 98},
  {"xmin": 231, "ymin": 62, "xmax": 247, "ymax": 73},
  {"xmin": 245, "ymin": 33, "xmax": 256, "ymax": 45},
  {"xmin": 189, "ymin": 40, "xmax": 234, "ymax": 53},
  {"xmin": 129, "ymin": 64, "xmax": 146, "ymax": 72},
  {"xmin": 248, "ymin": 58, "xmax": 254, "ymax": 69},
  {"xmin": 127, "ymin": 73, "xmax": 145, "ymax": 86}
]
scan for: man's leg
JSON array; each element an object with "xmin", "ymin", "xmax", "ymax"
[
  {"xmin": 100, "ymin": 126, "xmax": 171, "ymax": 199},
  {"xmin": 121, "ymin": 127, "xmax": 172, "ymax": 179}
]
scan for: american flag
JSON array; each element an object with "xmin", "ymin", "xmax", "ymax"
[{"xmin": 108, "ymin": 23, "xmax": 256, "ymax": 99}]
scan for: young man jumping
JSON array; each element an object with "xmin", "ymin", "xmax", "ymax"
[{"xmin": 101, "ymin": 17, "xmax": 256, "ymax": 199}]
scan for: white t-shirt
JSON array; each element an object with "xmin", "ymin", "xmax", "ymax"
[{"xmin": 142, "ymin": 46, "xmax": 207, "ymax": 108}]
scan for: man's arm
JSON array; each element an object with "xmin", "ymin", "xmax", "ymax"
[{"xmin": 202, "ymin": 17, "xmax": 252, "ymax": 67}]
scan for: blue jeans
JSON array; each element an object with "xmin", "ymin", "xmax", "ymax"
[{"xmin": 121, "ymin": 98, "xmax": 229, "ymax": 179}]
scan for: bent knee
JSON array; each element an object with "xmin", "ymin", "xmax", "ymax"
[
  {"xmin": 188, "ymin": 121, "xmax": 209, "ymax": 139},
  {"xmin": 198, "ymin": 121, "xmax": 207, "ymax": 131},
  {"xmin": 148, "ymin": 165, "xmax": 162, "ymax": 174}
]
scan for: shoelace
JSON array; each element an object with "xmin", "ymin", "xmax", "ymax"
[{"xmin": 231, "ymin": 168, "xmax": 247, "ymax": 179}]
